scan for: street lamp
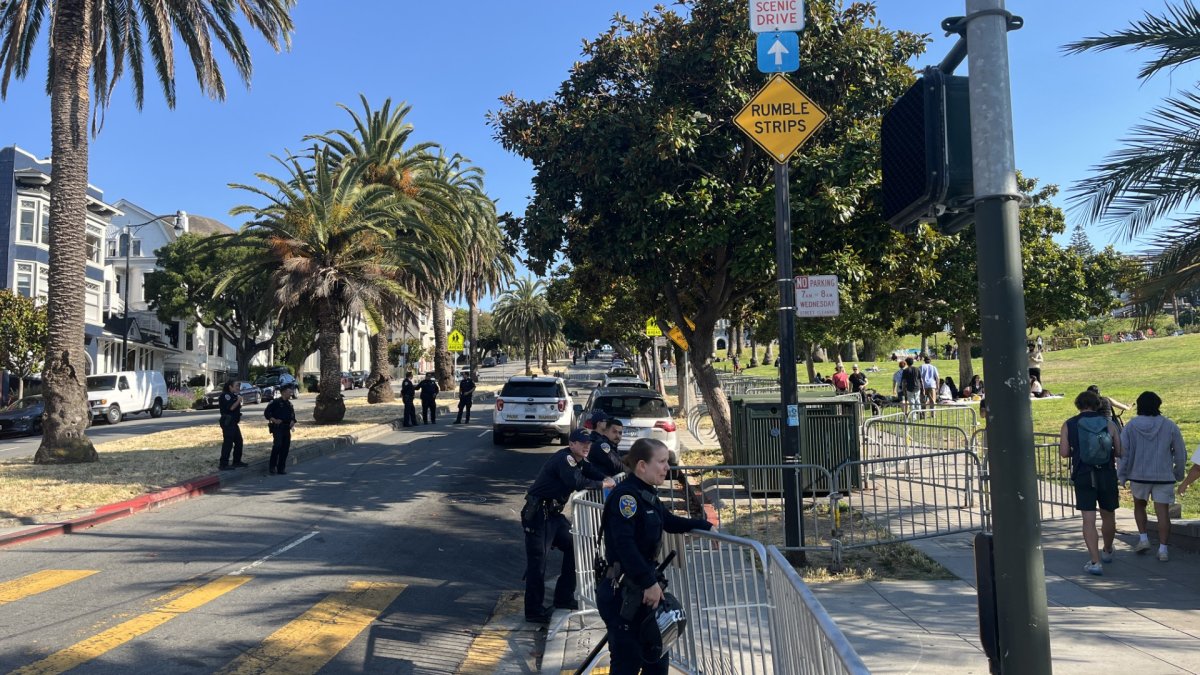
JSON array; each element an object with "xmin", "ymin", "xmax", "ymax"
[{"xmin": 120, "ymin": 211, "xmax": 188, "ymax": 370}]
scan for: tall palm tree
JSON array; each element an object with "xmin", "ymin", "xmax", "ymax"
[
  {"xmin": 0, "ymin": 0, "xmax": 295, "ymax": 464},
  {"xmin": 229, "ymin": 147, "xmax": 433, "ymax": 423},
  {"xmin": 306, "ymin": 96, "xmax": 454, "ymax": 403},
  {"xmin": 451, "ymin": 193, "xmax": 514, "ymax": 376},
  {"xmin": 1066, "ymin": 2, "xmax": 1200, "ymax": 306},
  {"xmin": 493, "ymin": 277, "xmax": 556, "ymax": 376}
]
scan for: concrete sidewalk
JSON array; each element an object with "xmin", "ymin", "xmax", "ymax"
[{"xmin": 810, "ymin": 513, "xmax": 1200, "ymax": 674}]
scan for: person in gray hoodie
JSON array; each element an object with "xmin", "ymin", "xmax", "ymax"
[{"xmin": 1118, "ymin": 391, "xmax": 1187, "ymax": 562}]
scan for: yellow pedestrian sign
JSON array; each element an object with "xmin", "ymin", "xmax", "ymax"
[
  {"xmin": 645, "ymin": 319, "xmax": 663, "ymax": 337},
  {"xmin": 666, "ymin": 318, "xmax": 696, "ymax": 352},
  {"xmin": 733, "ymin": 74, "xmax": 828, "ymax": 163},
  {"xmin": 447, "ymin": 329, "xmax": 465, "ymax": 353}
]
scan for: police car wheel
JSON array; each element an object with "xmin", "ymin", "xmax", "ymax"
[{"xmin": 492, "ymin": 431, "xmax": 504, "ymax": 445}]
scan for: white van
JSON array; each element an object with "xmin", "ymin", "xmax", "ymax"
[{"xmin": 86, "ymin": 371, "xmax": 169, "ymax": 424}]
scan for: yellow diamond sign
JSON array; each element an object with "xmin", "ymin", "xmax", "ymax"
[
  {"xmin": 447, "ymin": 329, "xmax": 465, "ymax": 352},
  {"xmin": 734, "ymin": 74, "xmax": 828, "ymax": 163}
]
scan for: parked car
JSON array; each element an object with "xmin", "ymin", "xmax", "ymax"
[
  {"xmin": 202, "ymin": 381, "xmax": 262, "ymax": 410},
  {"xmin": 492, "ymin": 375, "xmax": 574, "ymax": 446},
  {"xmin": 481, "ymin": 357, "xmax": 497, "ymax": 368},
  {"xmin": 603, "ymin": 377, "xmax": 649, "ymax": 389},
  {"xmin": 0, "ymin": 396, "xmax": 44, "ymax": 436},
  {"xmin": 607, "ymin": 367, "xmax": 637, "ymax": 378},
  {"xmin": 255, "ymin": 373, "xmax": 283, "ymax": 401},
  {"xmin": 340, "ymin": 372, "xmax": 357, "ymax": 390},
  {"xmin": 86, "ymin": 371, "xmax": 169, "ymax": 424},
  {"xmin": 350, "ymin": 370, "xmax": 368, "ymax": 388},
  {"xmin": 575, "ymin": 387, "xmax": 679, "ymax": 464},
  {"xmin": 495, "ymin": 353, "xmax": 509, "ymax": 365}
]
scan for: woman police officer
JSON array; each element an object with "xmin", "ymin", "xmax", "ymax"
[{"xmin": 598, "ymin": 438, "xmax": 711, "ymax": 674}]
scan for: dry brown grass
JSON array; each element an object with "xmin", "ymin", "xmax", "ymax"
[{"xmin": 0, "ymin": 398, "xmax": 404, "ymax": 519}]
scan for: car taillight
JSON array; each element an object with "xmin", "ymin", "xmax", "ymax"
[
  {"xmin": 655, "ymin": 420, "xmax": 677, "ymax": 433},
  {"xmin": 557, "ymin": 399, "xmax": 566, "ymax": 413},
  {"xmin": 496, "ymin": 398, "xmax": 505, "ymax": 411}
]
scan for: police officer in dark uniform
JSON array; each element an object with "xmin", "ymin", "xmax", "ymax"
[
  {"xmin": 599, "ymin": 438, "xmax": 711, "ymax": 674},
  {"xmin": 588, "ymin": 412, "xmax": 623, "ymax": 478},
  {"xmin": 453, "ymin": 372, "xmax": 476, "ymax": 424},
  {"xmin": 264, "ymin": 377, "xmax": 297, "ymax": 475},
  {"xmin": 400, "ymin": 372, "xmax": 417, "ymax": 427},
  {"xmin": 217, "ymin": 380, "xmax": 247, "ymax": 470},
  {"xmin": 417, "ymin": 372, "xmax": 440, "ymax": 424},
  {"xmin": 523, "ymin": 428, "xmax": 615, "ymax": 623}
]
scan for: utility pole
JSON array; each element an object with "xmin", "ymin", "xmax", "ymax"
[
  {"xmin": 965, "ymin": 1, "xmax": 1051, "ymax": 671},
  {"xmin": 774, "ymin": 161, "xmax": 805, "ymax": 563}
]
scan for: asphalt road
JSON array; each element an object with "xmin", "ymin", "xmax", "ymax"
[{"xmin": 0, "ymin": 407, "xmax": 559, "ymax": 674}]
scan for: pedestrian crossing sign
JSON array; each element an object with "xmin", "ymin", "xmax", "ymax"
[{"xmin": 447, "ymin": 330, "xmax": 465, "ymax": 352}]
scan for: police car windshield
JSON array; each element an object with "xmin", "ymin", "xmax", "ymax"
[
  {"xmin": 501, "ymin": 381, "xmax": 563, "ymax": 398},
  {"xmin": 594, "ymin": 396, "xmax": 668, "ymax": 418}
]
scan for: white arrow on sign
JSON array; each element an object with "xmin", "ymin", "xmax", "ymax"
[{"xmin": 767, "ymin": 37, "xmax": 789, "ymax": 66}]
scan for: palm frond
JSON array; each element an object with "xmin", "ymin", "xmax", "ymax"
[{"xmin": 1064, "ymin": 1, "xmax": 1200, "ymax": 80}]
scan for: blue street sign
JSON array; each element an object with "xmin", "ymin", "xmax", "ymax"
[{"xmin": 756, "ymin": 31, "xmax": 799, "ymax": 73}]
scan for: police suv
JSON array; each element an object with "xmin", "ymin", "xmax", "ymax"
[{"xmin": 492, "ymin": 375, "xmax": 575, "ymax": 446}]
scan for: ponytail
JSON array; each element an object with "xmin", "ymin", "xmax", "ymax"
[{"xmin": 623, "ymin": 438, "xmax": 667, "ymax": 472}]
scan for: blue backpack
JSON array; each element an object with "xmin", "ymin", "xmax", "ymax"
[{"xmin": 1077, "ymin": 416, "xmax": 1113, "ymax": 467}]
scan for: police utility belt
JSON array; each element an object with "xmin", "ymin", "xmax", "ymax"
[{"xmin": 524, "ymin": 495, "xmax": 565, "ymax": 515}]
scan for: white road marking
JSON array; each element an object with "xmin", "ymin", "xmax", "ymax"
[
  {"xmin": 413, "ymin": 460, "xmax": 440, "ymax": 476},
  {"xmin": 228, "ymin": 530, "xmax": 319, "ymax": 576},
  {"xmin": 477, "ymin": 430, "xmax": 490, "ymax": 438}
]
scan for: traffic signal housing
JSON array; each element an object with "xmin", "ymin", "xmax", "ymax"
[{"xmin": 881, "ymin": 67, "xmax": 974, "ymax": 234}]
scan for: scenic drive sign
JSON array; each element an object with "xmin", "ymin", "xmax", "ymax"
[
  {"xmin": 749, "ymin": 0, "xmax": 804, "ymax": 33},
  {"xmin": 734, "ymin": 74, "xmax": 828, "ymax": 163}
]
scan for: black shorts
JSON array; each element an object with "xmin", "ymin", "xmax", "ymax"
[{"xmin": 1073, "ymin": 466, "xmax": 1118, "ymax": 512}]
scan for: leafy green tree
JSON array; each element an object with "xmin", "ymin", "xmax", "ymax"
[
  {"xmin": 0, "ymin": 291, "xmax": 48, "ymax": 400},
  {"xmin": 452, "ymin": 308, "xmax": 500, "ymax": 366},
  {"xmin": 1066, "ymin": 4, "xmax": 1200, "ymax": 308},
  {"xmin": 145, "ymin": 234, "xmax": 276, "ymax": 380},
  {"xmin": 388, "ymin": 339, "xmax": 426, "ymax": 370},
  {"xmin": 491, "ymin": 0, "xmax": 926, "ymax": 458},
  {"xmin": 0, "ymin": 0, "xmax": 295, "ymax": 464}
]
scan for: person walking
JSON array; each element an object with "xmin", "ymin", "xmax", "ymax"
[
  {"xmin": 830, "ymin": 364, "xmax": 849, "ymax": 394},
  {"xmin": 847, "ymin": 365, "xmax": 868, "ymax": 395},
  {"xmin": 892, "ymin": 360, "xmax": 905, "ymax": 400},
  {"xmin": 453, "ymin": 372, "xmax": 477, "ymax": 424},
  {"xmin": 900, "ymin": 357, "xmax": 921, "ymax": 414},
  {"xmin": 400, "ymin": 372, "xmax": 417, "ymax": 427},
  {"xmin": 522, "ymin": 428, "xmax": 615, "ymax": 623},
  {"xmin": 217, "ymin": 380, "xmax": 247, "ymax": 471},
  {"xmin": 598, "ymin": 439, "xmax": 712, "ymax": 673},
  {"xmin": 417, "ymin": 372, "xmax": 439, "ymax": 424},
  {"xmin": 1058, "ymin": 389, "xmax": 1123, "ymax": 575},
  {"xmin": 1087, "ymin": 385, "xmax": 1130, "ymax": 431},
  {"xmin": 264, "ymin": 378, "xmax": 297, "ymax": 475},
  {"xmin": 1118, "ymin": 391, "xmax": 1187, "ymax": 562},
  {"xmin": 918, "ymin": 357, "xmax": 939, "ymax": 408}
]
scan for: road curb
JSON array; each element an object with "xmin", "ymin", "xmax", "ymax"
[{"xmin": 0, "ymin": 408, "xmax": 444, "ymax": 550}]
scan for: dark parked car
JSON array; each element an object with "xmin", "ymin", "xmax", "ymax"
[
  {"xmin": 203, "ymin": 382, "xmax": 261, "ymax": 409},
  {"xmin": 350, "ymin": 370, "xmax": 368, "ymax": 388},
  {"xmin": 0, "ymin": 396, "xmax": 44, "ymax": 436},
  {"xmin": 482, "ymin": 357, "xmax": 497, "ymax": 368},
  {"xmin": 255, "ymin": 373, "xmax": 283, "ymax": 401}
]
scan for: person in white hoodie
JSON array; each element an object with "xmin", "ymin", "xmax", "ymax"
[{"xmin": 1119, "ymin": 391, "xmax": 1187, "ymax": 562}]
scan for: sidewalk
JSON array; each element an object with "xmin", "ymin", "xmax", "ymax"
[{"xmin": 810, "ymin": 512, "xmax": 1200, "ymax": 674}]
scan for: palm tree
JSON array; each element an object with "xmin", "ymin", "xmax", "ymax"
[
  {"xmin": 307, "ymin": 96, "xmax": 453, "ymax": 403},
  {"xmin": 229, "ymin": 147, "xmax": 433, "ymax": 423},
  {"xmin": 494, "ymin": 277, "xmax": 557, "ymax": 375},
  {"xmin": 0, "ymin": 1, "xmax": 295, "ymax": 464},
  {"xmin": 1065, "ymin": 3, "xmax": 1200, "ymax": 306},
  {"xmin": 451, "ymin": 193, "xmax": 514, "ymax": 376}
]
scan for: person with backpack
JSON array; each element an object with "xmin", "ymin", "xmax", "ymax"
[
  {"xmin": 1118, "ymin": 391, "xmax": 1187, "ymax": 562},
  {"xmin": 1059, "ymin": 389, "xmax": 1123, "ymax": 576}
]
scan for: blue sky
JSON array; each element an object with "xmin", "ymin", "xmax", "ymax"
[{"xmin": 0, "ymin": 1, "xmax": 1184, "ymax": 301}]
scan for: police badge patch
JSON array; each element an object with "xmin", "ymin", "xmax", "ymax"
[
  {"xmin": 619, "ymin": 495, "xmax": 637, "ymax": 518},
  {"xmin": 566, "ymin": 455, "xmax": 578, "ymax": 467},
  {"xmin": 601, "ymin": 442, "xmax": 611, "ymax": 453}
]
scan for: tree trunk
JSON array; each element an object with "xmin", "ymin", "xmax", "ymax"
[
  {"xmin": 523, "ymin": 330, "xmax": 532, "ymax": 375},
  {"xmin": 431, "ymin": 299, "xmax": 454, "ymax": 390},
  {"xmin": 35, "ymin": 0, "xmax": 99, "ymax": 464},
  {"xmin": 749, "ymin": 336, "xmax": 758, "ymax": 367},
  {"xmin": 688, "ymin": 344, "xmax": 734, "ymax": 463},
  {"xmin": 367, "ymin": 330, "xmax": 394, "ymax": 403},
  {"xmin": 805, "ymin": 342, "xmax": 817, "ymax": 383},
  {"xmin": 468, "ymin": 284, "xmax": 480, "ymax": 377},
  {"xmin": 540, "ymin": 340, "xmax": 549, "ymax": 374},
  {"xmin": 16, "ymin": 375, "xmax": 25, "ymax": 401},
  {"xmin": 675, "ymin": 350, "xmax": 689, "ymax": 414},
  {"xmin": 847, "ymin": 341, "xmax": 860, "ymax": 363},
  {"xmin": 920, "ymin": 334, "xmax": 929, "ymax": 359},
  {"xmin": 763, "ymin": 340, "xmax": 773, "ymax": 366},
  {"xmin": 953, "ymin": 315, "xmax": 976, "ymax": 388},
  {"xmin": 861, "ymin": 336, "xmax": 878, "ymax": 362},
  {"xmin": 313, "ymin": 300, "xmax": 346, "ymax": 423}
]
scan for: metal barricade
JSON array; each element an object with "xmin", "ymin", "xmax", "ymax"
[
  {"xmin": 906, "ymin": 405, "xmax": 978, "ymax": 432},
  {"xmin": 764, "ymin": 547, "xmax": 871, "ymax": 675},
  {"xmin": 798, "ymin": 383, "xmax": 835, "ymax": 393},
  {"xmin": 571, "ymin": 493, "xmax": 607, "ymax": 611},
  {"xmin": 862, "ymin": 419, "xmax": 971, "ymax": 464},
  {"xmin": 972, "ymin": 428, "xmax": 1074, "ymax": 523}
]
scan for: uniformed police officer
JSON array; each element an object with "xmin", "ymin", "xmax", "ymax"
[
  {"xmin": 217, "ymin": 380, "xmax": 247, "ymax": 470},
  {"xmin": 599, "ymin": 438, "xmax": 711, "ymax": 674},
  {"xmin": 400, "ymin": 372, "xmax": 417, "ymax": 427},
  {"xmin": 453, "ymin": 372, "xmax": 476, "ymax": 424},
  {"xmin": 588, "ymin": 412, "xmax": 623, "ymax": 478},
  {"xmin": 417, "ymin": 372, "xmax": 440, "ymax": 424},
  {"xmin": 523, "ymin": 428, "xmax": 616, "ymax": 623}
]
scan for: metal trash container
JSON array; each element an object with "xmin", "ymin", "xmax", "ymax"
[{"xmin": 730, "ymin": 393, "xmax": 862, "ymax": 494}]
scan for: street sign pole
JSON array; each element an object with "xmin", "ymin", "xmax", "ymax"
[
  {"xmin": 774, "ymin": 160, "xmax": 805, "ymax": 564},
  {"xmin": 964, "ymin": 1, "xmax": 1050, "ymax": 671}
]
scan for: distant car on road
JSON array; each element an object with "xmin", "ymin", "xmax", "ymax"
[
  {"xmin": 202, "ymin": 381, "xmax": 262, "ymax": 410},
  {"xmin": 0, "ymin": 396, "xmax": 44, "ymax": 436},
  {"xmin": 350, "ymin": 370, "xmax": 368, "ymax": 388},
  {"xmin": 576, "ymin": 386, "xmax": 679, "ymax": 464},
  {"xmin": 492, "ymin": 375, "xmax": 574, "ymax": 446},
  {"xmin": 255, "ymin": 373, "xmax": 283, "ymax": 401},
  {"xmin": 482, "ymin": 357, "xmax": 497, "ymax": 368},
  {"xmin": 340, "ymin": 372, "xmax": 357, "ymax": 390}
]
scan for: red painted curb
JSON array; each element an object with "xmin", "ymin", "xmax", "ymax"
[
  {"xmin": 0, "ymin": 524, "xmax": 66, "ymax": 548},
  {"xmin": 94, "ymin": 474, "xmax": 221, "ymax": 516},
  {"xmin": 63, "ymin": 508, "xmax": 133, "ymax": 533}
]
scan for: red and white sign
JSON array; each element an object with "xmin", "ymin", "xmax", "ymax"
[
  {"xmin": 750, "ymin": 0, "xmax": 804, "ymax": 34},
  {"xmin": 794, "ymin": 274, "xmax": 839, "ymax": 317}
]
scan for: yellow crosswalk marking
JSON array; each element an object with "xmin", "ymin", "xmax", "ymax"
[
  {"xmin": 458, "ymin": 591, "xmax": 521, "ymax": 675},
  {"xmin": 0, "ymin": 570, "xmax": 98, "ymax": 606},
  {"xmin": 216, "ymin": 581, "xmax": 406, "ymax": 675},
  {"xmin": 11, "ymin": 575, "xmax": 252, "ymax": 675}
]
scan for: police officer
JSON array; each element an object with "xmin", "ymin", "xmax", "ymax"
[
  {"xmin": 599, "ymin": 438, "xmax": 711, "ymax": 674},
  {"xmin": 417, "ymin": 372, "xmax": 440, "ymax": 424},
  {"xmin": 588, "ymin": 412, "xmax": 623, "ymax": 478},
  {"xmin": 453, "ymin": 371, "xmax": 476, "ymax": 424},
  {"xmin": 523, "ymin": 428, "xmax": 615, "ymax": 624},
  {"xmin": 217, "ymin": 380, "xmax": 247, "ymax": 470},
  {"xmin": 400, "ymin": 372, "xmax": 417, "ymax": 427},
  {"xmin": 264, "ymin": 376, "xmax": 297, "ymax": 475}
]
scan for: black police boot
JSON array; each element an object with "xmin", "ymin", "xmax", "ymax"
[{"xmin": 554, "ymin": 600, "xmax": 579, "ymax": 611}]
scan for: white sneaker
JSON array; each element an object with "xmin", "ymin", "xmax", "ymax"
[
  {"xmin": 1135, "ymin": 540, "xmax": 1151, "ymax": 554},
  {"xmin": 1083, "ymin": 561, "xmax": 1103, "ymax": 576},
  {"xmin": 1100, "ymin": 548, "xmax": 1113, "ymax": 563},
  {"xmin": 1158, "ymin": 549, "xmax": 1169, "ymax": 562}
]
